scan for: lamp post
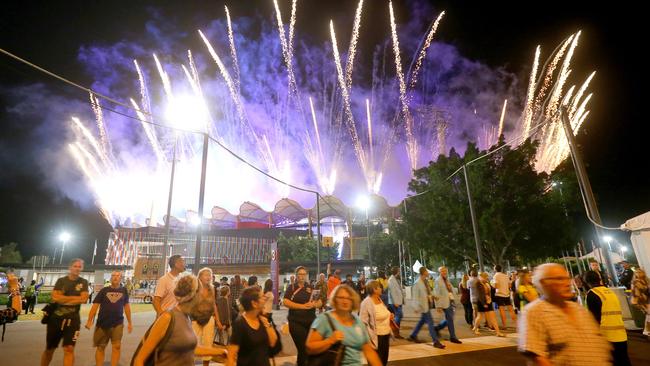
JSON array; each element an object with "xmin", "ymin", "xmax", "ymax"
[
  {"xmin": 164, "ymin": 95, "xmax": 209, "ymax": 274},
  {"xmin": 58, "ymin": 231, "xmax": 71, "ymax": 265}
]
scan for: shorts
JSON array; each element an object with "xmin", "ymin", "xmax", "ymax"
[
  {"xmin": 46, "ymin": 316, "xmax": 81, "ymax": 349},
  {"xmin": 494, "ymin": 296, "xmax": 512, "ymax": 307},
  {"xmin": 93, "ymin": 324, "xmax": 124, "ymax": 347},
  {"xmin": 477, "ymin": 301, "xmax": 494, "ymax": 313}
]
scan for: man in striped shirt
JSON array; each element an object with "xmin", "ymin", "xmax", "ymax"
[{"xmin": 518, "ymin": 263, "xmax": 611, "ymax": 366}]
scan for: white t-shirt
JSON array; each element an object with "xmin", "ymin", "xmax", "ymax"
[
  {"xmin": 492, "ymin": 272, "xmax": 510, "ymax": 298},
  {"xmin": 154, "ymin": 272, "xmax": 179, "ymax": 311},
  {"xmin": 374, "ymin": 302, "xmax": 391, "ymax": 336},
  {"xmin": 263, "ymin": 291, "xmax": 274, "ymax": 314}
]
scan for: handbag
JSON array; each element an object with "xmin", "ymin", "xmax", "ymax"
[
  {"xmin": 41, "ymin": 303, "xmax": 57, "ymax": 325},
  {"xmin": 130, "ymin": 310, "xmax": 176, "ymax": 366},
  {"xmin": 307, "ymin": 313, "xmax": 345, "ymax": 366}
]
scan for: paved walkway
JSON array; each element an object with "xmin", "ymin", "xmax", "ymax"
[{"xmin": 3, "ymin": 302, "xmax": 648, "ymax": 365}]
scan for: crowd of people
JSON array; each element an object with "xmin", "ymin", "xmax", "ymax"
[{"xmin": 2, "ymin": 254, "xmax": 647, "ymax": 366}]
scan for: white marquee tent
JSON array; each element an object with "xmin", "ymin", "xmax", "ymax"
[{"xmin": 621, "ymin": 211, "xmax": 650, "ymax": 271}]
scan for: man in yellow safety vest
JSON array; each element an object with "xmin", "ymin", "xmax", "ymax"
[{"xmin": 584, "ymin": 270, "xmax": 631, "ymax": 366}]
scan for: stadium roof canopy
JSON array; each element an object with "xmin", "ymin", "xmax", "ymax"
[{"xmin": 174, "ymin": 194, "xmax": 402, "ymax": 229}]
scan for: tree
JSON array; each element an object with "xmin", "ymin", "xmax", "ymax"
[
  {"xmin": 398, "ymin": 138, "xmax": 576, "ymax": 268},
  {"xmin": 277, "ymin": 233, "xmax": 340, "ymax": 263},
  {"xmin": 0, "ymin": 242, "xmax": 23, "ymax": 264}
]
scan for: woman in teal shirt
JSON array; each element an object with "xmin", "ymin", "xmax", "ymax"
[{"xmin": 306, "ymin": 284, "xmax": 382, "ymax": 366}]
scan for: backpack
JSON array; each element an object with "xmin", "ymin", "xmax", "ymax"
[{"xmin": 130, "ymin": 310, "xmax": 176, "ymax": 366}]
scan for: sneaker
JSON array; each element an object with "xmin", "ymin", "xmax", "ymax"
[
  {"xmin": 407, "ymin": 336, "xmax": 423, "ymax": 343},
  {"xmin": 394, "ymin": 334, "xmax": 404, "ymax": 339},
  {"xmin": 450, "ymin": 338, "xmax": 462, "ymax": 344},
  {"xmin": 433, "ymin": 341, "xmax": 446, "ymax": 349}
]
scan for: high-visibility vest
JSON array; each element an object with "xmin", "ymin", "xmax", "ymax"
[{"xmin": 589, "ymin": 286, "xmax": 627, "ymax": 342}]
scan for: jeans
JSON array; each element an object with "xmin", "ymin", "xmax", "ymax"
[
  {"xmin": 462, "ymin": 301, "xmax": 473, "ymax": 325},
  {"xmin": 410, "ymin": 311, "xmax": 439, "ymax": 342},
  {"xmin": 436, "ymin": 306, "xmax": 457, "ymax": 339},
  {"xmin": 388, "ymin": 304, "xmax": 403, "ymax": 326}
]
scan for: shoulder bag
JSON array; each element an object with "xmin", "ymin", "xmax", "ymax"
[{"xmin": 307, "ymin": 312, "xmax": 346, "ymax": 366}]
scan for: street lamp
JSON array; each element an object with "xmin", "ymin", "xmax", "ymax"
[
  {"xmin": 620, "ymin": 245, "xmax": 628, "ymax": 260},
  {"xmin": 58, "ymin": 231, "xmax": 71, "ymax": 264},
  {"xmin": 162, "ymin": 95, "xmax": 209, "ymax": 274},
  {"xmin": 356, "ymin": 195, "xmax": 372, "ymax": 269}
]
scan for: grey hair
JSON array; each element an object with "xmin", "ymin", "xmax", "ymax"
[{"xmin": 532, "ymin": 263, "xmax": 565, "ymax": 291}]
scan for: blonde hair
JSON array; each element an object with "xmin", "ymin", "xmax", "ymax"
[
  {"xmin": 328, "ymin": 284, "xmax": 360, "ymax": 311},
  {"xmin": 365, "ymin": 280, "xmax": 382, "ymax": 296}
]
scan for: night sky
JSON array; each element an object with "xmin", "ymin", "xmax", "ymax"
[{"xmin": 1, "ymin": 1, "xmax": 647, "ymax": 263}]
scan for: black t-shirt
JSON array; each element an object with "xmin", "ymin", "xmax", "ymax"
[
  {"xmin": 93, "ymin": 286, "xmax": 129, "ymax": 328},
  {"xmin": 284, "ymin": 283, "xmax": 316, "ymax": 324},
  {"xmin": 586, "ymin": 291, "xmax": 603, "ymax": 323},
  {"xmin": 53, "ymin": 275, "xmax": 89, "ymax": 317},
  {"xmin": 231, "ymin": 315, "xmax": 270, "ymax": 366}
]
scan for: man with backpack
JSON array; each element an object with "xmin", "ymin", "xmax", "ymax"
[{"xmin": 85, "ymin": 270, "xmax": 132, "ymax": 366}]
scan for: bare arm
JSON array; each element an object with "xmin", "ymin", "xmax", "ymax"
[
  {"xmin": 85, "ymin": 303, "xmax": 100, "ymax": 328},
  {"xmin": 305, "ymin": 328, "xmax": 342, "ymax": 355},
  {"xmin": 132, "ymin": 312, "xmax": 172, "ymax": 366},
  {"xmin": 153, "ymin": 296, "xmax": 163, "ymax": 315},
  {"xmin": 283, "ymin": 298, "xmax": 312, "ymax": 310},
  {"xmin": 51, "ymin": 290, "xmax": 89, "ymax": 305},
  {"xmin": 124, "ymin": 303, "xmax": 133, "ymax": 333},
  {"xmin": 259, "ymin": 316, "xmax": 277, "ymax": 347},
  {"xmin": 362, "ymin": 343, "xmax": 383, "ymax": 366},
  {"xmin": 225, "ymin": 344, "xmax": 239, "ymax": 366}
]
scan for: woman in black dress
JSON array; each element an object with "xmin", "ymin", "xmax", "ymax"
[{"xmin": 226, "ymin": 287, "xmax": 278, "ymax": 366}]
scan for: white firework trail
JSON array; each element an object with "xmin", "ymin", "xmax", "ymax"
[
  {"xmin": 129, "ymin": 98, "xmax": 165, "ymax": 163},
  {"xmin": 74, "ymin": 141, "xmax": 102, "ymax": 175},
  {"xmin": 345, "ymin": 0, "xmax": 364, "ymax": 91},
  {"xmin": 153, "ymin": 53, "xmax": 174, "ymax": 99},
  {"xmin": 497, "ymin": 99, "xmax": 507, "ymax": 141},
  {"xmin": 68, "ymin": 144, "xmax": 95, "ymax": 185},
  {"xmin": 545, "ymin": 32, "xmax": 581, "ymax": 118},
  {"xmin": 71, "ymin": 117, "xmax": 110, "ymax": 167},
  {"xmin": 365, "ymin": 98, "xmax": 374, "ymax": 175},
  {"xmin": 330, "ymin": 20, "xmax": 368, "ymax": 182},
  {"xmin": 224, "ymin": 5, "xmax": 241, "ymax": 91},
  {"xmin": 407, "ymin": 11, "xmax": 445, "ymax": 92},
  {"xmin": 389, "ymin": 1, "xmax": 418, "ymax": 171},
  {"xmin": 308, "ymin": 97, "xmax": 325, "ymax": 164},
  {"xmin": 133, "ymin": 59, "xmax": 154, "ymax": 120},
  {"xmin": 89, "ymin": 93, "xmax": 112, "ymax": 158},
  {"xmin": 533, "ymin": 35, "xmax": 573, "ymax": 117},
  {"xmin": 273, "ymin": 0, "xmax": 299, "ymax": 97},
  {"xmin": 521, "ymin": 46, "xmax": 540, "ymax": 138},
  {"xmin": 569, "ymin": 71, "xmax": 595, "ymax": 117}
]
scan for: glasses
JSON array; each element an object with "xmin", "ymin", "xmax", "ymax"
[
  {"xmin": 297, "ymin": 272, "xmax": 308, "ymax": 276},
  {"xmin": 335, "ymin": 296, "xmax": 352, "ymax": 301}
]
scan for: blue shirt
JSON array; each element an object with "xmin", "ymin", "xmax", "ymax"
[
  {"xmin": 93, "ymin": 286, "xmax": 129, "ymax": 328},
  {"xmin": 311, "ymin": 312, "xmax": 369, "ymax": 366}
]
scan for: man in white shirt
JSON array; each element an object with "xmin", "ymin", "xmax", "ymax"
[
  {"xmin": 153, "ymin": 254, "xmax": 185, "ymax": 315},
  {"xmin": 492, "ymin": 264, "xmax": 517, "ymax": 328}
]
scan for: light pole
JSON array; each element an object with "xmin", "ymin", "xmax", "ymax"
[
  {"xmin": 619, "ymin": 245, "xmax": 628, "ymax": 260},
  {"xmin": 58, "ymin": 231, "xmax": 71, "ymax": 265},
  {"xmin": 356, "ymin": 196, "xmax": 372, "ymax": 269},
  {"xmin": 164, "ymin": 95, "xmax": 209, "ymax": 274}
]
